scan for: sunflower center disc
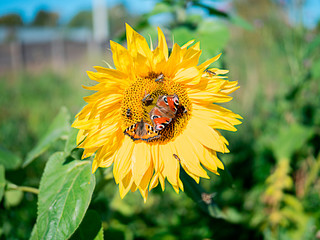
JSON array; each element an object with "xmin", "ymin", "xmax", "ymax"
[{"xmin": 121, "ymin": 73, "xmax": 192, "ymax": 143}]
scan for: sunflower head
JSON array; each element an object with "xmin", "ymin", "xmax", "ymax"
[{"xmin": 72, "ymin": 24, "xmax": 242, "ymax": 202}]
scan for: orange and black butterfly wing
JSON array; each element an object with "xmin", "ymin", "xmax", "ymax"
[
  {"xmin": 153, "ymin": 117, "xmax": 171, "ymax": 131},
  {"xmin": 149, "ymin": 107, "xmax": 172, "ymax": 131},
  {"xmin": 124, "ymin": 120, "xmax": 160, "ymax": 142},
  {"xmin": 156, "ymin": 95, "xmax": 179, "ymax": 114},
  {"xmin": 124, "ymin": 123, "xmax": 140, "ymax": 141},
  {"xmin": 139, "ymin": 123, "xmax": 161, "ymax": 141},
  {"xmin": 166, "ymin": 94, "xmax": 179, "ymax": 113}
]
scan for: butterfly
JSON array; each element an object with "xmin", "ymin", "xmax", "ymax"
[
  {"xmin": 149, "ymin": 94, "xmax": 179, "ymax": 131},
  {"xmin": 124, "ymin": 119, "xmax": 161, "ymax": 142}
]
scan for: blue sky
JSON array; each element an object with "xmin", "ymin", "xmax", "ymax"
[
  {"xmin": 0, "ymin": 0, "xmax": 320, "ymax": 28},
  {"xmin": 0, "ymin": 0, "xmax": 155, "ymax": 23},
  {"xmin": 294, "ymin": 0, "xmax": 320, "ymax": 28}
]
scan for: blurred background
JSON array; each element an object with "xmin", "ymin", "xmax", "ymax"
[{"xmin": 0, "ymin": 0, "xmax": 320, "ymax": 239}]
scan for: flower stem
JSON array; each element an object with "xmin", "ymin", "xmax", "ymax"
[{"xmin": 7, "ymin": 183, "xmax": 39, "ymax": 195}]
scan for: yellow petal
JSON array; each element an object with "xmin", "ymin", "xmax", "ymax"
[
  {"xmin": 159, "ymin": 143, "xmax": 179, "ymax": 187},
  {"xmin": 173, "ymin": 67, "xmax": 201, "ymax": 85},
  {"xmin": 174, "ymin": 136, "xmax": 209, "ymax": 179},
  {"xmin": 163, "ymin": 43, "xmax": 182, "ymax": 77},
  {"xmin": 197, "ymin": 53, "xmax": 221, "ymax": 71},
  {"xmin": 138, "ymin": 187, "xmax": 148, "ymax": 203},
  {"xmin": 157, "ymin": 27, "xmax": 168, "ymax": 60},
  {"xmin": 119, "ymin": 171, "xmax": 133, "ymax": 199},
  {"xmin": 181, "ymin": 39, "xmax": 195, "ymax": 49},
  {"xmin": 113, "ymin": 136, "xmax": 135, "ymax": 183},
  {"xmin": 138, "ymin": 161, "xmax": 154, "ymax": 191},
  {"xmin": 185, "ymin": 118, "xmax": 226, "ymax": 153},
  {"xmin": 149, "ymin": 172, "xmax": 159, "ymax": 190},
  {"xmin": 110, "ymin": 40, "xmax": 134, "ymax": 76},
  {"xmin": 188, "ymin": 91, "xmax": 233, "ymax": 104},
  {"xmin": 132, "ymin": 142, "xmax": 151, "ymax": 186},
  {"xmin": 192, "ymin": 107, "xmax": 238, "ymax": 131}
]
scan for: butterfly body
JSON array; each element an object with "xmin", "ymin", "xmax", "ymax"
[{"xmin": 124, "ymin": 119, "xmax": 160, "ymax": 142}]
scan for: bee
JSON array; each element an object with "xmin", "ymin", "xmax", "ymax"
[
  {"xmin": 142, "ymin": 93, "xmax": 154, "ymax": 106},
  {"xmin": 155, "ymin": 73, "xmax": 164, "ymax": 82},
  {"xmin": 126, "ymin": 108, "xmax": 132, "ymax": 118}
]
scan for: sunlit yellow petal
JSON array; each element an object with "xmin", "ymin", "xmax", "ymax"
[
  {"xmin": 174, "ymin": 135, "xmax": 209, "ymax": 179},
  {"xmin": 157, "ymin": 27, "xmax": 168, "ymax": 60},
  {"xmin": 132, "ymin": 142, "xmax": 151, "ymax": 186},
  {"xmin": 197, "ymin": 53, "xmax": 222, "ymax": 71},
  {"xmin": 159, "ymin": 143, "xmax": 179, "ymax": 187},
  {"xmin": 113, "ymin": 136, "xmax": 135, "ymax": 183}
]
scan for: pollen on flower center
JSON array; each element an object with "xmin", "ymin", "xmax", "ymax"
[{"xmin": 121, "ymin": 72, "xmax": 192, "ymax": 143}]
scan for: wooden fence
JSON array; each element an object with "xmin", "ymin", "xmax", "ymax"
[{"xmin": 0, "ymin": 27, "xmax": 112, "ymax": 75}]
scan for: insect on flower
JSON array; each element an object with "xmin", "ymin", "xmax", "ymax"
[
  {"xmin": 142, "ymin": 92, "xmax": 154, "ymax": 106},
  {"xmin": 155, "ymin": 73, "xmax": 164, "ymax": 82},
  {"xmin": 72, "ymin": 24, "xmax": 242, "ymax": 202},
  {"xmin": 126, "ymin": 108, "xmax": 132, "ymax": 118}
]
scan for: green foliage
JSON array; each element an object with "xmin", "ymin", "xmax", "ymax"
[
  {"xmin": 0, "ymin": 165, "xmax": 5, "ymax": 201},
  {"xmin": 0, "ymin": 147, "xmax": 22, "ymax": 170},
  {"xmin": 70, "ymin": 210, "xmax": 104, "ymax": 240},
  {"xmin": 1, "ymin": 0, "xmax": 320, "ymax": 239},
  {"xmin": 0, "ymin": 13, "xmax": 23, "ymax": 26},
  {"xmin": 270, "ymin": 123, "xmax": 314, "ymax": 160},
  {"xmin": 24, "ymin": 107, "xmax": 71, "ymax": 167},
  {"xmin": 68, "ymin": 11, "xmax": 92, "ymax": 29},
  {"xmin": 31, "ymin": 10, "xmax": 59, "ymax": 27},
  {"xmin": 35, "ymin": 152, "xmax": 95, "ymax": 240}
]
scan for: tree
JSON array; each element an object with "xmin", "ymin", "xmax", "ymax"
[
  {"xmin": 68, "ymin": 11, "xmax": 92, "ymax": 28},
  {"xmin": 31, "ymin": 10, "xmax": 59, "ymax": 27},
  {"xmin": 0, "ymin": 14, "xmax": 23, "ymax": 26}
]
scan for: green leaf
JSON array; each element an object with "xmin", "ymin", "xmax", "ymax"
[
  {"xmin": 230, "ymin": 15, "xmax": 254, "ymax": 31},
  {"xmin": 94, "ymin": 227, "xmax": 104, "ymax": 240},
  {"xmin": 35, "ymin": 152, "xmax": 95, "ymax": 240},
  {"xmin": 172, "ymin": 27, "xmax": 195, "ymax": 46},
  {"xmin": 197, "ymin": 20, "xmax": 230, "ymax": 62},
  {"xmin": 311, "ymin": 59, "xmax": 320, "ymax": 79},
  {"xmin": 171, "ymin": 23, "xmax": 229, "ymax": 60},
  {"xmin": 23, "ymin": 107, "xmax": 71, "ymax": 167},
  {"xmin": 0, "ymin": 165, "xmax": 5, "ymax": 201},
  {"xmin": 305, "ymin": 34, "xmax": 320, "ymax": 57},
  {"xmin": 148, "ymin": 2, "xmax": 172, "ymax": 16},
  {"xmin": 0, "ymin": 147, "xmax": 22, "ymax": 170},
  {"xmin": 29, "ymin": 224, "xmax": 38, "ymax": 240},
  {"xmin": 64, "ymin": 127, "xmax": 79, "ymax": 154},
  {"xmin": 70, "ymin": 210, "xmax": 103, "ymax": 240},
  {"xmin": 271, "ymin": 123, "xmax": 314, "ymax": 160}
]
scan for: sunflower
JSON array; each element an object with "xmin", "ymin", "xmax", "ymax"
[{"xmin": 72, "ymin": 24, "xmax": 242, "ymax": 202}]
